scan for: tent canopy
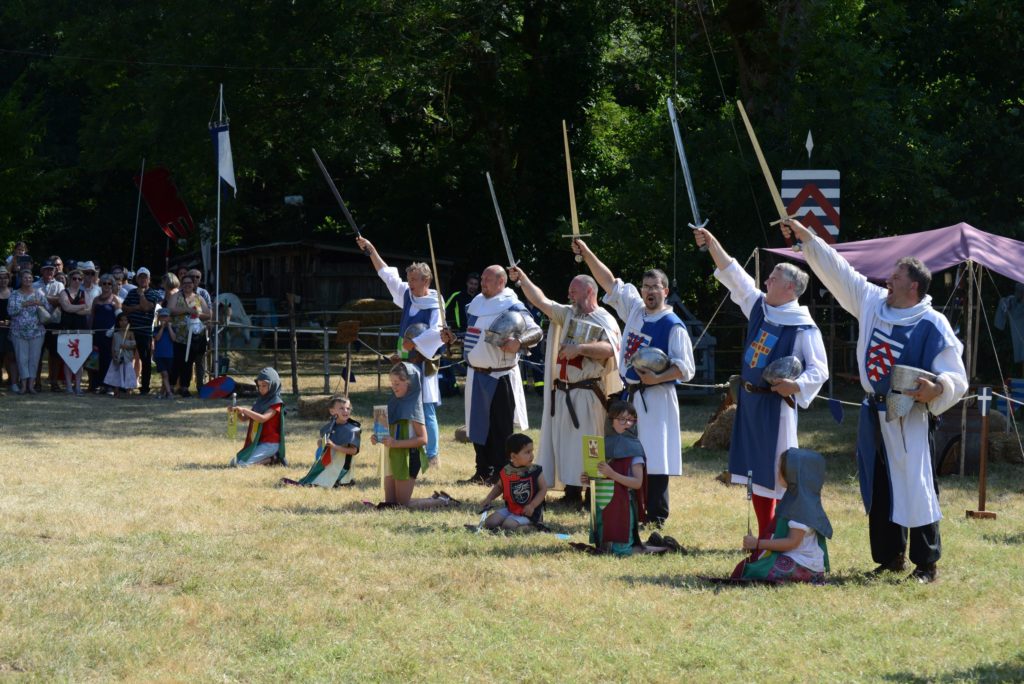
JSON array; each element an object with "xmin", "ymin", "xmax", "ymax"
[{"xmin": 764, "ymin": 223, "xmax": 1024, "ymax": 284}]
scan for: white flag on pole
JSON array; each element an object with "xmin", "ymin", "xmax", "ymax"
[{"xmin": 210, "ymin": 122, "xmax": 237, "ymax": 196}]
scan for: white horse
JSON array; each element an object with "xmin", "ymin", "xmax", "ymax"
[{"xmin": 216, "ymin": 293, "xmax": 261, "ymax": 350}]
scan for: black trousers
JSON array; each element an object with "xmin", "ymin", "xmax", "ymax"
[
  {"xmin": 472, "ymin": 374, "xmax": 514, "ymax": 479},
  {"xmin": 647, "ymin": 474, "xmax": 670, "ymax": 525},
  {"xmin": 869, "ymin": 437, "xmax": 942, "ymax": 567},
  {"xmin": 135, "ymin": 332, "xmax": 152, "ymax": 393},
  {"xmin": 172, "ymin": 335, "xmax": 207, "ymax": 393}
]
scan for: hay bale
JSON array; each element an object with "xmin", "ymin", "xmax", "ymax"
[
  {"xmin": 698, "ymin": 404, "xmax": 735, "ymax": 451},
  {"xmin": 298, "ymin": 395, "xmax": 335, "ymax": 419},
  {"xmin": 342, "ymin": 298, "xmax": 401, "ymax": 327},
  {"xmin": 454, "ymin": 425, "xmax": 469, "ymax": 443},
  {"xmin": 990, "ymin": 433, "xmax": 1024, "ymax": 464}
]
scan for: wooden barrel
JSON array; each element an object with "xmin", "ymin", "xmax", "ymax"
[{"xmin": 934, "ymin": 401, "xmax": 1008, "ymax": 476}]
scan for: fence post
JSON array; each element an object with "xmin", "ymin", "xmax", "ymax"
[{"xmin": 322, "ymin": 329, "xmax": 330, "ymax": 394}]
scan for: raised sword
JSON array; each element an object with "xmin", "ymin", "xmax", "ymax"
[
  {"xmin": 485, "ymin": 172, "xmax": 521, "ymax": 288},
  {"xmin": 735, "ymin": 100, "xmax": 800, "ymax": 250},
  {"xmin": 666, "ymin": 97, "xmax": 709, "ymax": 253},
  {"xmin": 559, "ymin": 120, "xmax": 591, "ymax": 263},
  {"xmin": 311, "ymin": 148, "xmax": 368, "ymax": 251},
  {"xmin": 426, "ymin": 223, "xmax": 447, "ymax": 328}
]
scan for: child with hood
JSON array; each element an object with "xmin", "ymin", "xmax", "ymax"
[
  {"xmin": 574, "ymin": 401, "xmax": 672, "ymax": 555},
  {"xmin": 230, "ymin": 367, "xmax": 287, "ymax": 467},
  {"xmin": 733, "ymin": 447, "xmax": 832, "ymax": 583},
  {"xmin": 370, "ymin": 362, "xmax": 457, "ymax": 509}
]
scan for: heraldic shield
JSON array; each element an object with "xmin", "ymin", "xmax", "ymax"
[{"xmin": 58, "ymin": 332, "xmax": 93, "ymax": 374}]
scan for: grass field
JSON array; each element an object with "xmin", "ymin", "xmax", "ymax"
[{"xmin": 2, "ymin": 373, "xmax": 1023, "ymax": 682}]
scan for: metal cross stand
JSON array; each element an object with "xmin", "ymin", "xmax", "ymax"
[{"xmin": 967, "ymin": 387, "xmax": 997, "ymax": 519}]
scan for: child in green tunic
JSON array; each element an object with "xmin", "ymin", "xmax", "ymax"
[
  {"xmin": 370, "ymin": 362, "xmax": 458, "ymax": 509},
  {"xmin": 733, "ymin": 448, "xmax": 832, "ymax": 583}
]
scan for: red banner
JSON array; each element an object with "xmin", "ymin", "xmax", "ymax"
[{"xmin": 133, "ymin": 167, "xmax": 195, "ymax": 240}]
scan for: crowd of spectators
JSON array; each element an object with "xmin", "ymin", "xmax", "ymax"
[{"xmin": 1, "ymin": 242, "xmax": 213, "ymax": 397}]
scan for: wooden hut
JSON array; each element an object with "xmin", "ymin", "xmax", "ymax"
[{"xmin": 218, "ymin": 240, "xmax": 454, "ymax": 315}]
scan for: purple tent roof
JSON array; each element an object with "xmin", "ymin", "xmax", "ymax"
[{"xmin": 765, "ymin": 223, "xmax": 1024, "ymax": 284}]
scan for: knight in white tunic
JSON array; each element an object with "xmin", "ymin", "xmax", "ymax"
[
  {"xmin": 695, "ymin": 227, "xmax": 828, "ymax": 539},
  {"xmin": 509, "ymin": 267, "xmax": 622, "ymax": 504},
  {"xmin": 573, "ymin": 239, "xmax": 695, "ymax": 525},
  {"xmin": 452, "ymin": 265, "xmax": 542, "ymax": 484},
  {"xmin": 357, "ymin": 237, "xmax": 445, "ymax": 469},
  {"xmin": 784, "ymin": 219, "xmax": 967, "ymax": 583}
]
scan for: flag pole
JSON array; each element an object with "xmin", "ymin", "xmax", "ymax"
[
  {"xmin": 214, "ymin": 83, "xmax": 223, "ymax": 378},
  {"xmin": 130, "ymin": 157, "xmax": 145, "ymax": 271}
]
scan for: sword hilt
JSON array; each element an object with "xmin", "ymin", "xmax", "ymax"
[{"xmin": 688, "ymin": 220, "xmax": 710, "ymax": 253}]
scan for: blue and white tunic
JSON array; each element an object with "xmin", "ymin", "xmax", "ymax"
[
  {"xmin": 377, "ymin": 267, "xmax": 444, "ymax": 405},
  {"xmin": 803, "ymin": 235, "xmax": 967, "ymax": 528},
  {"xmin": 462, "ymin": 288, "xmax": 541, "ymax": 443},
  {"xmin": 603, "ymin": 279, "xmax": 695, "ymax": 477},
  {"xmin": 715, "ymin": 260, "xmax": 828, "ymax": 498}
]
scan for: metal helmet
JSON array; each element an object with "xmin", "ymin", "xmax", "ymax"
[
  {"xmin": 403, "ymin": 323, "xmax": 428, "ymax": 344},
  {"xmin": 885, "ymin": 364, "xmax": 936, "ymax": 422},
  {"xmin": 484, "ymin": 310, "xmax": 527, "ymax": 348},
  {"xmin": 629, "ymin": 346, "xmax": 670, "ymax": 374},
  {"xmin": 761, "ymin": 355, "xmax": 804, "ymax": 384}
]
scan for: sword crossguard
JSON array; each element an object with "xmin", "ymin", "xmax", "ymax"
[
  {"xmin": 507, "ymin": 261, "xmax": 522, "ymax": 288},
  {"xmin": 560, "ymin": 233, "xmax": 591, "ymax": 263},
  {"xmin": 688, "ymin": 220, "xmax": 710, "ymax": 252}
]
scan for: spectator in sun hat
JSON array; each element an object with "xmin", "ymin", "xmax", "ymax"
[
  {"xmin": 34, "ymin": 258, "xmax": 66, "ymax": 391},
  {"xmin": 77, "ymin": 261, "xmax": 101, "ymax": 308},
  {"xmin": 122, "ymin": 267, "xmax": 161, "ymax": 395}
]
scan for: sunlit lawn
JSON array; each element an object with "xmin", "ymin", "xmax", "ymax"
[{"xmin": 1, "ymin": 367, "xmax": 1023, "ymax": 682}]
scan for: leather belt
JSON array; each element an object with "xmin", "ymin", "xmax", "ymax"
[
  {"xmin": 743, "ymin": 381, "xmax": 795, "ymax": 409},
  {"xmin": 624, "ymin": 381, "xmax": 672, "ymax": 412},
  {"xmin": 551, "ymin": 378, "xmax": 607, "ymax": 429},
  {"xmin": 865, "ymin": 392, "xmax": 886, "ymax": 404},
  {"xmin": 470, "ymin": 365, "xmax": 516, "ymax": 374}
]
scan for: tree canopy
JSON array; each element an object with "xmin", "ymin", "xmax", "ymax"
[{"xmin": 1, "ymin": 0, "xmax": 1021, "ymax": 311}]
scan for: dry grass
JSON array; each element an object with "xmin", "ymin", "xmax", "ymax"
[{"xmin": 1, "ymin": 375, "xmax": 1023, "ymax": 682}]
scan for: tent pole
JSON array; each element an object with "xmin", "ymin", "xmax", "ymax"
[
  {"xmin": 960, "ymin": 261, "xmax": 973, "ymax": 477},
  {"xmin": 971, "ymin": 267, "xmax": 983, "ymax": 379}
]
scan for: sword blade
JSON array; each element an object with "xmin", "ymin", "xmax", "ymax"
[
  {"xmin": 562, "ymin": 120, "xmax": 581, "ymax": 237},
  {"xmin": 666, "ymin": 98, "xmax": 705, "ymax": 228},
  {"xmin": 746, "ymin": 469, "xmax": 754, "ymax": 536},
  {"xmin": 426, "ymin": 223, "xmax": 447, "ymax": 328},
  {"xmin": 311, "ymin": 148, "xmax": 362, "ymax": 237},
  {"xmin": 735, "ymin": 101, "xmax": 790, "ymax": 223},
  {"xmin": 485, "ymin": 172, "xmax": 517, "ymax": 268}
]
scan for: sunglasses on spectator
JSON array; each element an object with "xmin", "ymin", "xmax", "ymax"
[
  {"xmin": 71, "ymin": 276, "xmax": 83, "ymax": 281},
  {"xmin": 101, "ymin": 281, "xmax": 114, "ymax": 286}
]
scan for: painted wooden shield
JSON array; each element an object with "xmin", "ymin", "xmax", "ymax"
[{"xmin": 58, "ymin": 332, "xmax": 93, "ymax": 374}]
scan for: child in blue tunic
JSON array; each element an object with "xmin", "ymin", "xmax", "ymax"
[{"xmin": 282, "ymin": 395, "xmax": 361, "ymax": 488}]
